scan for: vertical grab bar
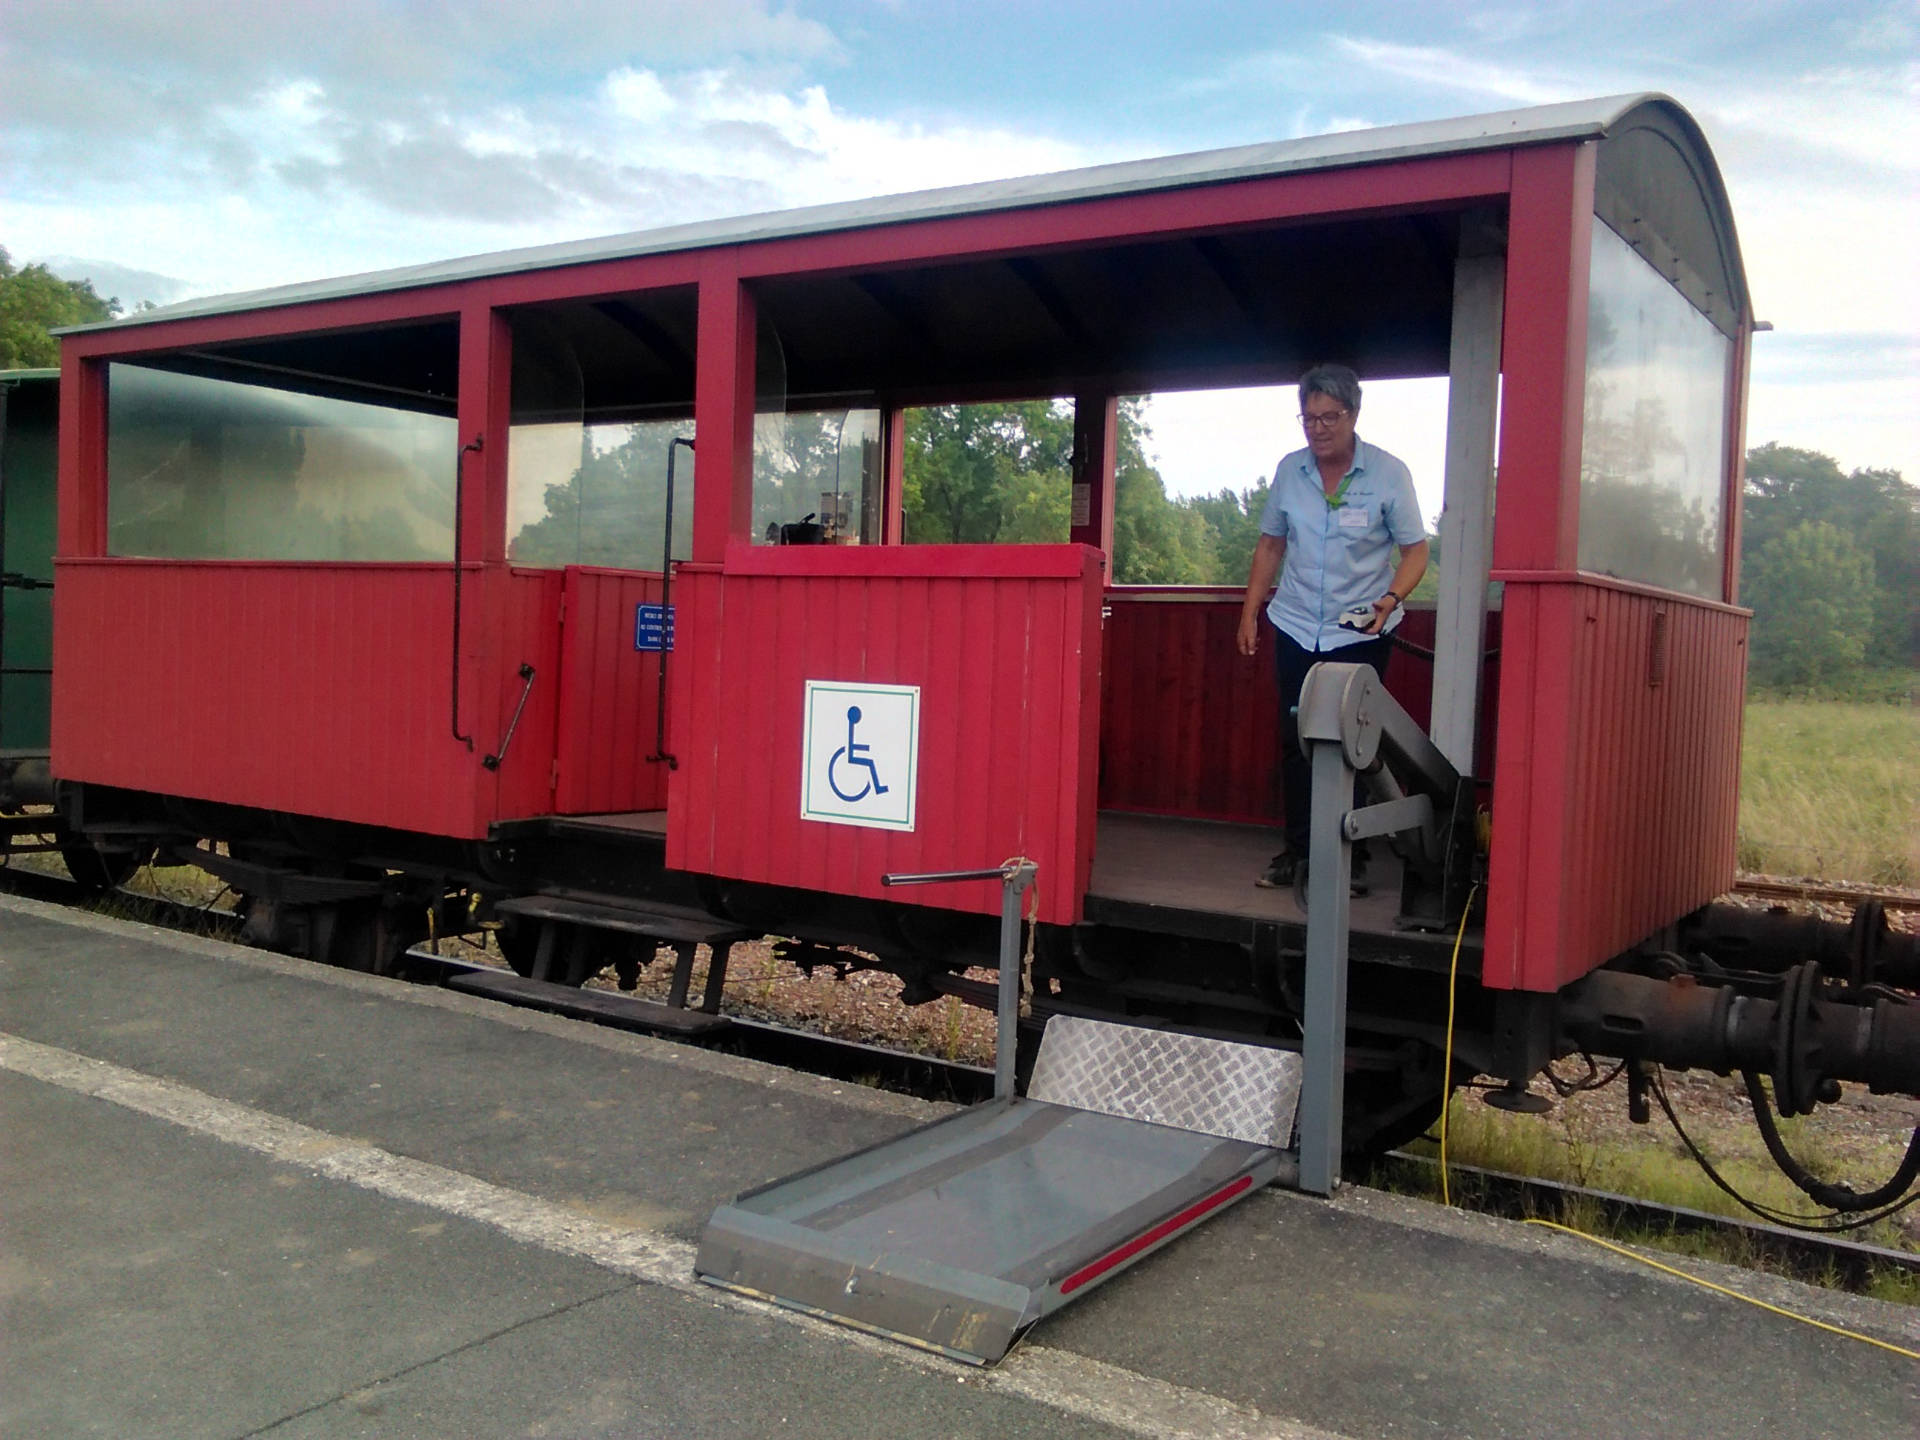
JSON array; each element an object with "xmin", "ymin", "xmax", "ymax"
[
  {"xmin": 450, "ymin": 435, "xmax": 483, "ymax": 751},
  {"xmin": 648, "ymin": 435, "xmax": 694, "ymax": 770}
]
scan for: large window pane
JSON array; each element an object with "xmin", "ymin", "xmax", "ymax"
[
  {"xmin": 107, "ymin": 362, "xmax": 456, "ymax": 561},
  {"xmin": 505, "ymin": 307, "xmax": 697, "ymax": 570},
  {"xmin": 901, "ymin": 400, "xmax": 1072, "ymax": 544},
  {"xmin": 1578, "ymin": 221, "xmax": 1731, "ymax": 598},
  {"xmin": 753, "ymin": 409, "xmax": 881, "ymax": 544},
  {"xmin": 507, "ymin": 417, "xmax": 697, "ymax": 569}
]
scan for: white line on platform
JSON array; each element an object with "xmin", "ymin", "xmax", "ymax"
[{"xmin": 0, "ymin": 1030, "xmax": 1349, "ymax": 1440}]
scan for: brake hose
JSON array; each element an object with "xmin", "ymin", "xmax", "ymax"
[{"xmin": 1741, "ymin": 1070, "xmax": 1920, "ymax": 1212}]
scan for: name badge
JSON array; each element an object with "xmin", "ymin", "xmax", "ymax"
[{"xmin": 1337, "ymin": 507, "xmax": 1369, "ymax": 530}]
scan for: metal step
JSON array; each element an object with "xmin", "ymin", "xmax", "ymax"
[
  {"xmin": 494, "ymin": 892, "xmax": 753, "ymax": 947},
  {"xmin": 696, "ymin": 1016, "xmax": 1301, "ymax": 1363},
  {"xmin": 446, "ymin": 969, "xmax": 733, "ymax": 1036}
]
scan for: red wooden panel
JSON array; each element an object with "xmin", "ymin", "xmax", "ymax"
[
  {"xmin": 1483, "ymin": 577, "xmax": 1749, "ymax": 991},
  {"xmin": 478, "ymin": 567, "xmax": 566, "ymax": 823},
  {"xmin": 56, "ymin": 355, "xmax": 106, "ymax": 557},
  {"xmin": 1493, "ymin": 144, "xmax": 1596, "ymax": 573},
  {"xmin": 550, "ymin": 567, "xmax": 669, "ymax": 815},
  {"xmin": 458, "ymin": 303, "xmax": 514, "ymax": 564},
  {"xmin": 1097, "ymin": 592, "xmax": 1502, "ymax": 824},
  {"xmin": 666, "ymin": 546, "xmax": 1105, "ymax": 925},
  {"xmin": 51, "ymin": 560, "xmax": 494, "ymax": 838},
  {"xmin": 721, "ymin": 543, "xmax": 1093, "ymax": 579},
  {"xmin": 667, "ymin": 563, "xmax": 719, "ymax": 863},
  {"xmin": 1070, "ymin": 570, "xmax": 1106, "ymax": 904},
  {"xmin": 693, "ymin": 274, "xmax": 757, "ymax": 561}
]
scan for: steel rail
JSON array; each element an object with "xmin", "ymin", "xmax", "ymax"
[
  {"xmin": 1372, "ymin": 1150, "xmax": 1920, "ymax": 1290},
  {"xmin": 1731, "ymin": 876, "xmax": 1920, "ymax": 914},
  {"xmin": 0, "ymin": 864, "xmax": 244, "ymax": 937}
]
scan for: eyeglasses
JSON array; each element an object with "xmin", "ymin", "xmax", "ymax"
[{"xmin": 1299, "ymin": 409, "xmax": 1351, "ymax": 431}]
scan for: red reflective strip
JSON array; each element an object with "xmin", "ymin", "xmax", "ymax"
[{"xmin": 1057, "ymin": 1174, "xmax": 1254, "ymax": 1297}]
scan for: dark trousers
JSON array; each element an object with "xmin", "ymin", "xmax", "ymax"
[{"xmin": 1274, "ymin": 626, "xmax": 1391, "ymax": 857}]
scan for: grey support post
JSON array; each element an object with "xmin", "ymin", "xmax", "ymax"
[
  {"xmin": 1294, "ymin": 664, "xmax": 1373, "ymax": 1194},
  {"xmin": 1298, "ymin": 733, "xmax": 1356, "ymax": 1194},
  {"xmin": 1293, "ymin": 662, "xmax": 1464, "ymax": 1194},
  {"xmin": 884, "ymin": 860, "xmax": 1037, "ymax": 1100},
  {"xmin": 1431, "ymin": 218, "xmax": 1505, "ymax": 776}
]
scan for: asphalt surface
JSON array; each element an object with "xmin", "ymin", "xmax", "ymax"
[{"xmin": 3, "ymin": 894, "xmax": 1916, "ymax": 1439}]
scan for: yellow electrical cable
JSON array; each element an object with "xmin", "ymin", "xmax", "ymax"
[
  {"xmin": 1437, "ymin": 883, "xmax": 1478, "ymax": 1209},
  {"xmin": 1523, "ymin": 1218, "xmax": 1919, "ymax": 1361}
]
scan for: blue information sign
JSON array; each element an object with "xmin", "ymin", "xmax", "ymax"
[{"xmin": 634, "ymin": 603, "xmax": 676, "ymax": 652}]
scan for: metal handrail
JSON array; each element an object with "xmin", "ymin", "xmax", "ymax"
[{"xmin": 884, "ymin": 860, "xmax": 1038, "ymax": 1099}]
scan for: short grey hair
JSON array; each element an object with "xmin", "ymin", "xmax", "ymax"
[{"xmin": 1298, "ymin": 363, "xmax": 1362, "ymax": 415}]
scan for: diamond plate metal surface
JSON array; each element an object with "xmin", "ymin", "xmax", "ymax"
[{"xmin": 1028, "ymin": 1016, "xmax": 1300, "ymax": 1147}]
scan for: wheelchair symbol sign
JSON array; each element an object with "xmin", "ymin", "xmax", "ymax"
[{"xmin": 801, "ymin": 681, "xmax": 919, "ymax": 831}]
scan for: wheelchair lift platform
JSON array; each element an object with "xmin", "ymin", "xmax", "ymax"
[
  {"xmin": 702, "ymin": 670, "xmax": 1457, "ymax": 1364},
  {"xmin": 696, "ymin": 1016, "xmax": 1301, "ymax": 1364}
]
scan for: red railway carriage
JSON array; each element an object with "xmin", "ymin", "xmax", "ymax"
[{"xmin": 59, "ymin": 93, "xmax": 1883, "ymax": 1155}]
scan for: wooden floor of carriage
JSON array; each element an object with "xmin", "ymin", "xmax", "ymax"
[{"xmin": 2, "ymin": 893, "xmax": 1912, "ymax": 1440}]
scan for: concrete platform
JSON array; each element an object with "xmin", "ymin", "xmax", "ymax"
[{"xmin": 2, "ymin": 893, "xmax": 1915, "ymax": 1439}]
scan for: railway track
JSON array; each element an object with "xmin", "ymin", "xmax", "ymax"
[
  {"xmin": 4, "ymin": 862, "xmax": 1915, "ymax": 1296},
  {"xmin": 1732, "ymin": 874, "xmax": 1920, "ymax": 913}
]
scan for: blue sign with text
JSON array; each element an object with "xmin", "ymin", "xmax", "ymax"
[{"xmin": 634, "ymin": 603, "xmax": 676, "ymax": 652}]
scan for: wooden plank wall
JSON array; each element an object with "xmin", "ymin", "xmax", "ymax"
[
  {"xmin": 1099, "ymin": 591, "xmax": 1503, "ymax": 822},
  {"xmin": 52, "ymin": 560, "xmax": 491, "ymax": 838},
  {"xmin": 479, "ymin": 567, "xmax": 566, "ymax": 824},
  {"xmin": 1484, "ymin": 579, "xmax": 1748, "ymax": 991},
  {"xmin": 667, "ymin": 544, "xmax": 1104, "ymax": 926},
  {"xmin": 550, "ymin": 567, "xmax": 669, "ymax": 815}
]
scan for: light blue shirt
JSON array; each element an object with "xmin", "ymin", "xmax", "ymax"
[{"xmin": 1259, "ymin": 436, "xmax": 1426, "ymax": 652}]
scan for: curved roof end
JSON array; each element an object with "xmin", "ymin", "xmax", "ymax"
[{"xmin": 1594, "ymin": 95, "xmax": 1751, "ymax": 336}]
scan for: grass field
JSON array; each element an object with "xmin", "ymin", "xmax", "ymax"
[{"xmin": 1737, "ymin": 698, "xmax": 1919, "ymax": 886}]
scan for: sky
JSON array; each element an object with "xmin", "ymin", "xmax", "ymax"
[{"xmin": 3, "ymin": 0, "xmax": 1914, "ymax": 521}]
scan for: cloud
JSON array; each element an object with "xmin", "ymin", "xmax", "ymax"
[
  {"xmin": 0, "ymin": 8, "xmax": 1088, "ymax": 297},
  {"xmin": 40, "ymin": 256, "xmax": 191, "ymax": 310},
  {"xmin": 1156, "ymin": 14, "xmax": 1918, "ymax": 482},
  {"xmin": 0, "ymin": 0, "xmax": 841, "ymax": 197},
  {"xmin": 1328, "ymin": 36, "xmax": 1584, "ymax": 108},
  {"xmin": 1753, "ymin": 331, "xmax": 1918, "ymax": 383}
]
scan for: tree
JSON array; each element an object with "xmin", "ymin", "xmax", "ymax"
[
  {"xmin": 1182, "ymin": 481, "xmax": 1270, "ymax": 586},
  {"xmin": 1743, "ymin": 443, "xmax": 1919, "ymax": 670},
  {"xmin": 510, "ymin": 420, "xmax": 693, "ymax": 569},
  {"xmin": 899, "ymin": 397, "xmax": 1226, "ymax": 583},
  {"xmin": 900, "ymin": 401, "xmax": 1074, "ymax": 544},
  {"xmin": 1108, "ymin": 399, "xmax": 1213, "ymax": 583},
  {"xmin": 0, "ymin": 247, "xmax": 117, "ymax": 368},
  {"xmin": 1744, "ymin": 520, "xmax": 1877, "ymax": 689}
]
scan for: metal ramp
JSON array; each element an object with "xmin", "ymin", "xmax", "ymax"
[
  {"xmin": 700, "ymin": 686, "xmax": 1469, "ymax": 1365},
  {"xmin": 696, "ymin": 1016, "xmax": 1301, "ymax": 1364}
]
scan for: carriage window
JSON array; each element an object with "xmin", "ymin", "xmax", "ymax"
[
  {"xmin": 900, "ymin": 400, "xmax": 1072, "ymax": 544},
  {"xmin": 505, "ymin": 305, "xmax": 697, "ymax": 571},
  {"xmin": 507, "ymin": 415, "xmax": 697, "ymax": 569},
  {"xmin": 1577, "ymin": 220, "xmax": 1731, "ymax": 599},
  {"xmin": 106, "ymin": 336, "xmax": 457, "ymax": 562},
  {"xmin": 753, "ymin": 408, "xmax": 881, "ymax": 544}
]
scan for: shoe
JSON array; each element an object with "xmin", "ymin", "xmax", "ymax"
[
  {"xmin": 1255, "ymin": 852, "xmax": 1299, "ymax": 889},
  {"xmin": 1271, "ymin": 854, "xmax": 1371, "ymax": 899}
]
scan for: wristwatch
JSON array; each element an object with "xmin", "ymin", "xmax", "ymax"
[{"xmin": 1383, "ymin": 591, "xmax": 1402, "ymax": 606}]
